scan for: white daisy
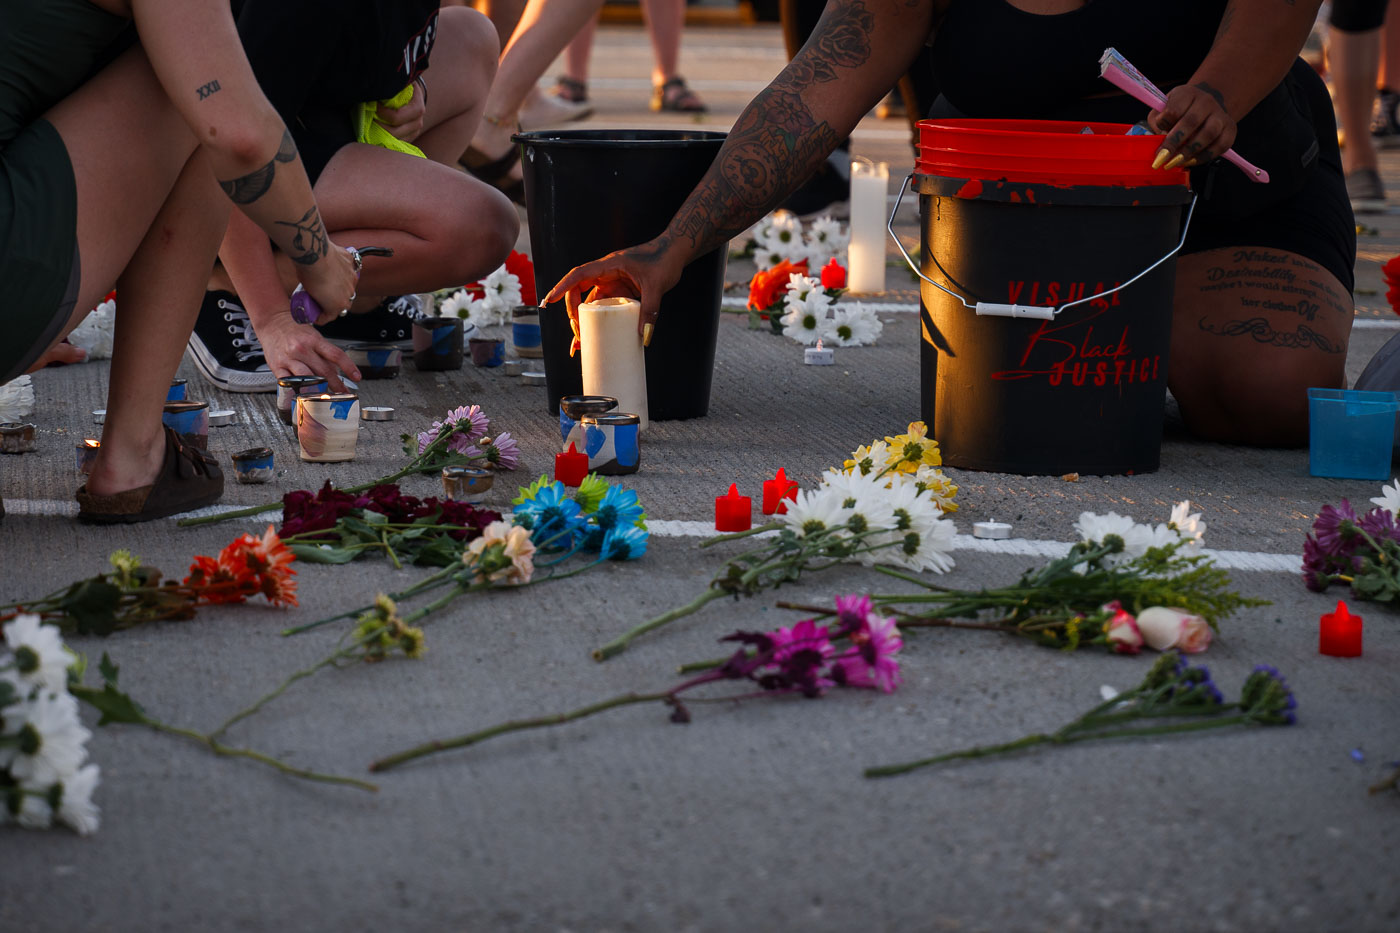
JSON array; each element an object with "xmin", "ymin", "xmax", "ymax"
[
  {"xmin": 827, "ymin": 304, "xmax": 883, "ymax": 347},
  {"xmin": 55, "ymin": 763, "xmax": 101, "ymax": 836},
  {"xmin": 908, "ymin": 465, "xmax": 959, "ymax": 513},
  {"xmin": 844, "ymin": 439, "xmax": 891, "ymax": 478},
  {"xmin": 1167, "ymin": 500, "xmax": 1206, "ymax": 552},
  {"xmin": 0, "ymin": 375, "xmax": 35, "ymax": 423},
  {"xmin": 817, "ymin": 468, "xmax": 896, "ymax": 534},
  {"xmin": 780, "ymin": 296, "xmax": 834, "ymax": 345},
  {"xmin": 804, "ymin": 215, "xmax": 849, "ymax": 266},
  {"xmin": 0, "ymin": 689, "xmax": 90, "ymax": 785},
  {"xmin": 757, "ymin": 210, "xmax": 804, "ymax": 260},
  {"xmin": 438, "ymin": 289, "xmax": 474, "ymax": 320},
  {"xmin": 866, "ymin": 510, "xmax": 956, "ymax": 574},
  {"xmin": 3, "ymin": 615, "xmax": 72, "ymax": 693},
  {"xmin": 480, "ymin": 265, "xmax": 523, "ymax": 313},
  {"xmin": 1074, "ymin": 510, "xmax": 1155, "ymax": 567},
  {"xmin": 1371, "ymin": 479, "xmax": 1400, "ymax": 518},
  {"xmin": 785, "ymin": 273, "xmax": 831, "ymax": 309},
  {"xmin": 67, "ymin": 298, "xmax": 115, "ymax": 359},
  {"xmin": 780, "ymin": 484, "xmax": 853, "ymax": 539},
  {"xmin": 752, "ymin": 247, "xmax": 783, "ymax": 272},
  {"xmin": 13, "ymin": 785, "xmax": 52, "ymax": 830}
]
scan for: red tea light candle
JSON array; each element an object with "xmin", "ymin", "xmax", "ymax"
[
  {"xmin": 1319, "ymin": 600, "xmax": 1363, "ymax": 657},
  {"xmin": 761, "ymin": 467, "xmax": 798, "ymax": 515},
  {"xmin": 715, "ymin": 483, "xmax": 752, "ymax": 532},
  {"xmin": 555, "ymin": 441, "xmax": 589, "ymax": 487}
]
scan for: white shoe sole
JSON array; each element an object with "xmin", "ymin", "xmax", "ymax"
[{"xmin": 184, "ymin": 339, "xmax": 276, "ymax": 393}]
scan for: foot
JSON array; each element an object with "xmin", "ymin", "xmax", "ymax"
[
  {"xmin": 461, "ymin": 119, "xmax": 525, "ymax": 203},
  {"xmin": 82, "ymin": 427, "xmax": 166, "ymax": 499},
  {"xmin": 519, "ymin": 85, "xmax": 592, "ymax": 130},
  {"xmin": 1372, "ymin": 88, "xmax": 1400, "ymax": 149},
  {"xmin": 187, "ymin": 290, "xmax": 276, "ymax": 392},
  {"xmin": 651, "ymin": 77, "xmax": 707, "ymax": 113},
  {"xmin": 553, "ymin": 76, "xmax": 589, "ymax": 104},
  {"xmin": 1347, "ymin": 167, "xmax": 1387, "ymax": 214}
]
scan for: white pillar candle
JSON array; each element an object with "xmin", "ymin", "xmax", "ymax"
[
  {"xmin": 578, "ymin": 297, "xmax": 649, "ymax": 429},
  {"xmin": 296, "ymin": 394, "xmax": 361, "ymax": 462},
  {"xmin": 847, "ymin": 159, "xmax": 889, "ymax": 294}
]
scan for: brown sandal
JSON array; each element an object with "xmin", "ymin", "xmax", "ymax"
[
  {"xmin": 651, "ymin": 77, "xmax": 707, "ymax": 113},
  {"xmin": 76, "ymin": 427, "xmax": 224, "ymax": 524}
]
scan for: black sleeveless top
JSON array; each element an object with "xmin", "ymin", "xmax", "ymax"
[{"xmin": 930, "ymin": 0, "xmax": 1229, "ymax": 122}]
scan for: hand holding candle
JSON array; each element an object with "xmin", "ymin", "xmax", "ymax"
[
  {"xmin": 715, "ymin": 483, "xmax": 752, "ymax": 532},
  {"xmin": 761, "ymin": 468, "xmax": 798, "ymax": 515},
  {"xmin": 1319, "ymin": 600, "xmax": 1363, "ymax": 657}
]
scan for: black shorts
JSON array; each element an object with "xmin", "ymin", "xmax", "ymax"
[
  {"xmin": 1181, "ymin": 59, "xmax": 1356, "ymax": 293},
  {"xmin": 1331, "ymin": 0, "xmax": 1388, "ymax": 33}
]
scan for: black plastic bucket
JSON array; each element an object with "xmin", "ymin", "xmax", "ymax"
[
  {"xmin": 514, "ymin": 129, "xmax": 727, "ymax": 420},
  {"xmin": 914, "ymin": 119, "xmax": 1194, "ymax": 475}
]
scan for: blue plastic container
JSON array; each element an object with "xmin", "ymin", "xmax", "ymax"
[{"xmin": 1308, "ymin": 388, "xmax": 1398, "ymax": 480}]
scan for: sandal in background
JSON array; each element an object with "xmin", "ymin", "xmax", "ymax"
[{"xmin": 651, "ymin": 76, "xmax": 707, "ymax": 113}]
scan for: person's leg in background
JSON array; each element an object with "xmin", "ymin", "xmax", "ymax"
[
  {"xmin": 643, "ymin": 0, "xmax": 706, "ymax": 112},
  {"xmin": 1328, "ymin": 0, "xmax": 1390, "ymax": 210}
]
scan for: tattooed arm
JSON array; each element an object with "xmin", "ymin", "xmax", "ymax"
[
  {"xmin": 128, "ymin": 0, "xmax": 356, "ymax": 311},
  {"xmin": 547, "ymin": 0, "xmax": 934, "ymax": 342},
  {"xmin": 1149, "ymin": 0, "xmax": 1322, "ymax": 168}
]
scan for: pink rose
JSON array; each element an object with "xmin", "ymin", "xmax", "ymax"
[
  {"xmin": 1136, "ymin": 607, "xmax": 1213, "ymax": 653},
  {"xmin": 1102, "ymin": 601, "xmax": 1143, "ymax": 654}
]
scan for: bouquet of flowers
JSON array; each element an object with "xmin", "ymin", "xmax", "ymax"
[
  {"xmin": 436, "ymin": 250, "xmax": 536, "ymax": 327},
  {"xmin": 1303, "ymin": 481, "xmax": 1400, "ymax": 604},
  {"xmin": 1, "ymin": 616, "xmax": 100, "ymax": 834},
  {"xmin": 0, "ymin": 374, "xmax": 35, "ymax": 423}
]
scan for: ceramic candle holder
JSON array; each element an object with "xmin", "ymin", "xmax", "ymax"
[
  {"xmin": 162, "ymin": 400, "xmax": 210, "ymax": 449},
  {"xmin": 277, "ymin": 376, "xmax": 328, "ymax": 426},
  {"xmin": 296, "ymin": 394, "xmax": 361, "ymax": 462},
  {"xmin": 230, "ymin": 447, "xmax": 275, "ymax": 484},
  {"xmin": 558, "ymin": 395, "xmax": 618, "ymax": 450},
  {"xmin": 441, "ymin": 465, "xmax": 494, "ymax": 503},
  {"xmin": 167, "ymin": 378, "xmax": 187, "ymax": 402},
  {"xmin": 469, "ymin": 336, "xmax": 505, "ymax": 368},
  {"xmin": 511, "ymin": 305, "xmax": 543, "ymax": 358},
  {"xmin": 412, "ymin": 318, "xmax": 464, "ymax": 371},
  {"xmin": 347, "ymin": 344, "xmax": 403, "ymax": 379},
  {"xmin": 580, "ymin": 412, "xmax": 641, "ymax": 476},
  {"xmin": 0, "ymin": 422, "xmax": 37, "ymax": 455},
  {"xmin": 75, "ymin": 439, "xmax": 101, "ymax": 474}
]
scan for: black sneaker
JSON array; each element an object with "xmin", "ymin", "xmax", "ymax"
[
  {"xmin": 316, "ymin": 294, "xmax": 429, "ymax": 346},
  {"xmin": 779, "ymin": 150, "xmax": 850, "ymax": 220},
  {"xmin": 1347, "ymin": 167, "xmax": 1387, "ymax": 214},
  {"xmin": 187, "ymin": 290, "xmax": 276, "ymax": 393}
]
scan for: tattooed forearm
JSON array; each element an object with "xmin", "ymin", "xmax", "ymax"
[
  {"xmin": 275, "ymin": 206, "xmax": 329, "ymax": 265},
  {"xmin": 218, "ymin": 130, "xmax": 298, "ymax": 205}
]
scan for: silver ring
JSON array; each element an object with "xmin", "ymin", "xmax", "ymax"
[{"xmin": 348, "ymin": 291, "xmax": 357, "ymax": 304}]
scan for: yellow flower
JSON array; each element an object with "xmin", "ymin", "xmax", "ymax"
[
  {"xmin": 912, "ymin": 465, "xmax": 959, "ymax": 513},
  {"xmin": 842, "ymin": 439, "xmax": 889, "ymax": 477},
  {"xmin": 884, "ymin": 421, "xmax": 942, "ymax": 474}
]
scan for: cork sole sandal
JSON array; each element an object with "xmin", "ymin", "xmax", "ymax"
[{"xmin": 76, "ymin": 427, "xmax": 224, "ymax": 524}]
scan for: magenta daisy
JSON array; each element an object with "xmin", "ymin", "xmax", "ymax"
[{"xmin": 834, "ymin": 611, "xmax": 903, "ymax": 693}]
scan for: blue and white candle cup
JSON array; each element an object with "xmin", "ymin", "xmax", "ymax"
[
  {"xmin": 162, "ymin": 400, "xmax": 210, "ymax": 448},
  {"xmin": 412, "ymin": 318, "xmax": 464, "ymax": 371},
  {"xmin": 230, "ymin": 446, "xmax": 275, "ymax": 484},
  {"xmin": 442, "ymin": 465, "xmax": 494, "ymax": 503},
  {"xmin": 276, "ymin": 376, "xmax": 328, "ymax": 426},
  {"xmin": 296, "ymin": 393, "xmax": 361, "ymax": 462},
  {"xmin": 347, "ymin": 344, "xmax": 402, "ymax": 379},
  {"xmin": 580, "ymin": 412, "xmax": 641, "ymax": 476},
  {"xmin": 166, "ymin": 378, "xmax": 187, "ymax": 402},
  {"xmin": 511, "ymin": 305, "xmax": 543, "ymax": 358},
  {"xmin": 558, "ymin": 395, "xmax": 618, "ymax": 450},
  {"xmin": 75, "ymin": 439, "xmax": 101, "ymax": 474},
  {"xmin": 469, "ymin": 336, "xmax": 505, "ymax": 368}
]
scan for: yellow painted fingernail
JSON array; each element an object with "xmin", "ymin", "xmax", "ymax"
[
  {"xmin": 1164, "ymin": 154, "xmax": 1186, "ymax": 171},
  {"xmin": 1151, "ymin": 149, "xmax": 1169, "ymax": 170},
  {"xmin": 642, "ymin": 323, "xmax": 654, "ymax": 347}
]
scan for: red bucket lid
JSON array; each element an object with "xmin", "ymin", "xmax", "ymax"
[{"xmin": 916, "ymin": 118, "xmax": 1189, "ymax": 188}]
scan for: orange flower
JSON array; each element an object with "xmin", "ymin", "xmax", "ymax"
[
  {"xmin": 185, "ymin": 554, "xmax": 249, "ymax": 605},
  {"xmin": 186, "ymin": 526, "xmax": 298, "ymax": 607},
  {"xmin": 747, "ymin": 259, "xmax": 808, "ymax": 312}
]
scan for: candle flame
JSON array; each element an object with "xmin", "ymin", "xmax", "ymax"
[
  {"xmin": 816, "ymin": 339, "xmax": 824, "ymax": 351},
  {"xmin": 84, "ymin": 439, "xmax": 100, "ymax": 448}
]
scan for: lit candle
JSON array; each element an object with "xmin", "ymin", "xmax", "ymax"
[
  {"xmin": 554, "ymin": 441, "xmax": 589, "ymax": 487},
  {"xmin": 276, "ymin": 376, "xmax": 328, "ymax": 426},
  {"xmin": 0, "ymin": 422, "xmax": 36, "ymax": 454},
  {"xmin": 441, "ymin": 465, "xmax": 494, "ymax": 503},
  {"xmin": 230, "ymin": 447, "xmax": 275, "ymax": 484},
  {"xmin": 296, "ymin": 393, "xmax": 361, "ymax": 462},
  {"xmin": 804, "ymin": 338, "xmax": 834, "ymax": 366},
  {"xmin": 761, "ymin": 467, "xmax": 798, "ymax": 515},
  {"xmin": 715, "ymin": 483, "xmax": 752, "ymax": 532},
  {"xmin": 1319, "ymin": 600, "xmax": 1363, "ymax": 657},
  {"xmin": 75, "ymin": 439, "xmax": 101, "ymax": 474},
  {"xmin": 847, "ymin": 159, "xmax": 889, "ymax": 294},
  {"xmin": 578, "ymin": 297, "xmax": 648, "ymax": 429}
]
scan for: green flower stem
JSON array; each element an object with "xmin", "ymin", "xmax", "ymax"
[
  {"xmin": 698, "ymin": 522, "xmax": 782, "ymax": 548},
  {"xmin": 676, "ymin": 657, "xmax": 725, "ymax": 674},
  {"xmin": 210, "ymin": 636, "xmax": 378, "ymax": 741},
  {"xmin": 865, "ymin": 714, "xmax": 1252, "ymax": 778},
  {"xmin": 593, "ymin": 587, "xmax": 729, "ymax": 661},
  {"xmin": 147, "ymin": 720, "xmax": 377, "ymax": 792},
  {"xmin": 400, "ymin": 583, "xmax": 473, "ymax": 627},
  {"xmin": 369, "ymin": 689, "xmax": 673, "ymax": 772},
  {"xmin": 281, "ymin": 566, "xmax": 457, "ymax": 636},
  {"xmin": 381, "ymin": 531, "xmax": 403, "ymax": 571}
]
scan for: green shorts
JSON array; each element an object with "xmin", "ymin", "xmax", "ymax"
[{"xmin": 0, "ymin": 118, "xmax": 80, "ymax": 383}]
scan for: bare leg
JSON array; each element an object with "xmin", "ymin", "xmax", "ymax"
[
  {"xmin": 1169, "ymin": 247, "xmax": 1353, "ymax": 446},
  {"xmin": 641, "ymin": 0, "xmax": 683, "ymax": 87},
  {"xmin": 1330, "ymin": 26, "xmax": 1383, "ymax": 174},
  {"xmin": 475, "ymin": 0, "xmax": 527, "ymax": 48},
  {"xmin": 89, "ymin": 149, "xmax": 229, "ymax": 496},
  {"xmin": 563, "ymin": 15, "xmax": 598, "ymax": 86}
]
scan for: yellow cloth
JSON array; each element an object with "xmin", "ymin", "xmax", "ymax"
[{"xmin": 356, "ymin": 84, "xmax": 425, "ymax": 158}]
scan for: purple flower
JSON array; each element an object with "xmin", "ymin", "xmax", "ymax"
[
  {"xmin": 832, "ymin": 593, "xmax": 874, "ymax": 635},
  {"xmin": 1358, "ymin": 506, "xmax": 1400, "ymax": 545},
  {"xmin": 1311, "ymin": 501, "xmax": 1359, "ymax": 556},
  {"xmin": 416, "ymin": 405, "xmax": 490, "ymax": 456},
  {"xmin": 1242, "ymin": 664, "xmax": 1297, "ymax": 725},
  {"xmin": 484, "ymin": 431, "xmax": 520, "ymax": 470},
  {"xmin": 832, "ymin": 611, "xmax": 903, "ymax": 693}
]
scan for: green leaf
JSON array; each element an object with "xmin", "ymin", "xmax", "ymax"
[
  {"xmin": 98, "ymin": 652, "xmax": 119, "ymax": 686},
  {"xmin": 0, "ymin": 678, "xmax": 16, "ymax": 708},
  {"xmin": 286, "ymin": 543, "xmax": 362, "ymax": 564},
  {"xmin": 59, "ymin": 578, "xmax": 124, "ymax": 636}
]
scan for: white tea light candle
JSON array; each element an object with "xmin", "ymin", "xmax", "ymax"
[
  {"xmin": 972, "ymin": 520, "xmax": 1013, "ymax": 540},
  {"xmin": 847, "ymin": 159, "xmax": 889, "ymax": 294},
  {"xmin": 804, "ymin": 338, "xmax": 834, "ymax": 365},
  {"xmin": 578, "ymin": 296, "xmax": 648, "ymax": 430}
]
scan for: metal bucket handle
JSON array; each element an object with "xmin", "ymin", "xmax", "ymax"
[{"xmin": 887, "ymin": 173, "xmax": 1198, "ymax": 321}]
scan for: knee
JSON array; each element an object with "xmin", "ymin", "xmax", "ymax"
[
  {"xmin": 443, "ymin": 187, "xmax": 519, "ymax": 281},
  {"xmin": 435, "ymin": 6, "xmax": 499, "ymax": 84}
]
